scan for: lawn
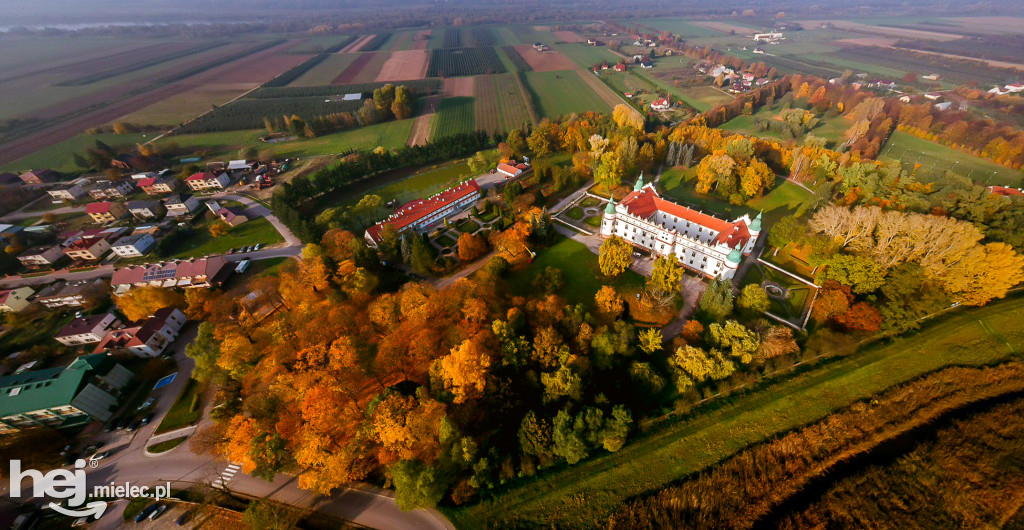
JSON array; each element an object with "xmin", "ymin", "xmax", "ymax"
[
  {"xmin": 0, "ymin": 132, "xmax": 149, "ymax": 173},
  {"xmin": 553, "ymin": 43, "xmax": 622, "ymax": 70},
  {"xmin": 659, "ymin": 167, "xmax": 811, "ymax": 228},
  {"xmin": 881, "ymin": 130, "xmax": 1023, "ymax": 187},
  {"xmin": 155, "ymin": 119, "xmax": 414, "ymax": 160},
  {"xmin": 584, "ymin": 215, "xmax": 602, "ymax": 228},
  {"xmin": 168, "ymin": 216, "xmax": 283, "ymax": 259},
  {"xmin": 674, "ymin": 85, "xmax": 735, "ymax": 112},
  {"xmin": 522, "ymin": 70, "xmax": 613, "ymax": 118},
  {"xmin": 456, "ymin": 218, "xmax": 480, "ymax": 233},
  {"xmin": 446, "ymin": 295, "xmax": 1024, "ymax": 528},
  {"xmin": 506, "ymin": 237, "xmax": 645, "ymax": 309},
  {"xmin": 566, "ymin": 207, "xmax": 584, "ymax": 220},
  {"xmin": 330, "ymin": 160, "xmax": 474, "ymax": 209},
  {"xmin": 154, "ymin": 378, "xmax": 202, "ymax": 434},
  {"xmin": 722, "ymin": 106, "xmax": 851, "ymax": 148},
  {"xmin": 435, "ymin": 234, "xmax": 457, "ymax": 248},
  {"xmin": 146, "ymin": 437, "xmax": 187, "ymax": 454}
]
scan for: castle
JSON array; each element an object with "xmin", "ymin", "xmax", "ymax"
[{"xmin": 600, "ymin": 175, "xmax": 761, "ymax": 279}]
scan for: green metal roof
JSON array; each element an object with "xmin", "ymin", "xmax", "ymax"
[
  {"xmin": 0, "ymin": 354, "xmax": 111, "ymax": 417},
  {"xmin": 633, "ymin": 173, "xmax": 644, "ymax": 191},
  {"xmin": 604, "ymin": 197, "xmax": 616, "ymax": 214},
  {"xmin": 749, "ymin": 211, "xmax": 762, "ymax": 232},
  {"xmin": 726, "ymin": 245, "xmax": 743, "ymax": 263}
]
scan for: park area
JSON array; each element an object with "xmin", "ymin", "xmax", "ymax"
[{"xmin": 658, "ymin": 167, "xmax": 812, "ymax": 227}]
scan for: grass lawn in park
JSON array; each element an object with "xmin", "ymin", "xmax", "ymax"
[
  {"xmin": 721, "ymin": 106, "xmax": 850, "ymax": 148},
  {"xmin": 880, "ymin": 130, "xmax": 1023, "ymax": 187},
  {"xmin": 154, "ymin": 379, "xmax": 202, "ymax": 434},
  {"xmin": 434, "ymin": 234, "xmax": 457, "ymax": 248},
  {"xmin": 169, "ymin": 216, "xmax": 283, "ymax": 259},
  {"xmin": 659, "ymin": 167, "xmax": 812, "ymax": 227},
  {"xmin": 456, "ymin": 218, "xmax": 480, "ymax": 234},
  {"xmin": 446, "ymin": 294, "xmax": 1024, "ymax": 528},
  {"xmin": 147, "ymin": 437, "xmax": 187, "ymax": 454},
  {"xmin": 507, "ymin": 237, "xmax": 645, "ymax": 309},
  {"xmin": 584, "ymin": 215, "xmax": 603, "ymax": 228},
  {"xmin": 580, "ymin": 197, "xmax": 600, "ymax": 208},
  {"xmin": 566, "ymin": 207, "xmax": 585, "ymax": 220}
]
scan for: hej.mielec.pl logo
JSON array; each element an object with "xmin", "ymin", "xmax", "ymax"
[{"xmin": 8, "ymin": 459, "xmax": 171, "ymax": 519}]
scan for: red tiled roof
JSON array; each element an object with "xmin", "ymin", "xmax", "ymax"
[
  {"xmin": 138, "ymin": 178, "xmax": 157, "ymax": 187},
  {"xmin": 111, "ymin": 257, "xmax": 229, "ymax": 287},
  {"xmin": 85, "ymin": 202, "xmax": 112, "ymax": 214},
  {"xmin": 620, "ymin": 187, "xmax": 751, "ymax": 248},
  {"xmin": 989, "ymin": 185, "xmax": 1024, "ymax": 197},
  {"xmin": 186, "ymin": 171, "xmax": 220, "ymax": 182},
  {"xmin": 65, "ymin": 236, "xmax": 106, "ymax": 251},
  {"xmin": 366, "ymin": 179, "xmax": 481, "ymax": 243},
  {"xmin": 652, "ymin": 98, "xmax": 669, "ymax": 106},
  {"xmin": 497, "ymin": 163, "xmax": 522, "ymax": 175}
]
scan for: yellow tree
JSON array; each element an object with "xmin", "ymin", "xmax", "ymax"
[
  {"xmin": 595, "ymin": 285, "xmax": 624, "ymax": 317},
  {"xmin": 638, "ymin": 328, "xmax": 663, "ymax": 354},
  {"xmin": 599, "ymin": 236, "xmax": 633, "ymax": 277},
  {"xmin": 646, "ymin": 255, "xmax": 683, "ymax": 306},
  {"xmin": 117, "ymin": 286, "xmax": 186, "ymax": 321},
  {"xmin": 439, "ymin": 334, "xmax": 492, "ymax": 403},
  {"xmin": 209, "ymin": 221, "xmax": 231, "ymax": 238},
  {"xmin": 942, "ymin": 242, "xmax": 1024, "ymax": 306},
  {"xmin": 613, "ymin": 104, "xmax": 644, "ymax": 130}
]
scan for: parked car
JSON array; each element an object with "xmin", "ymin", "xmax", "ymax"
[
  {"xmin": 89, "ymin": 451, "xmax": 109, "ymax": 463},
  {"xmin": 135, "ymin": 503, "xmax": 158, "ymax": 523},
  {"xmin": 149, "ymin": 505, "xmax": 167, "ymax": 520},
  {"xmin": 176, "ymin": 510, "xmax": 194, "ymax": 526},
  {"xmin": 141, "ymin": 413, "xmax": 155, "ymax": 425},
  {"xmin": 83, "ymin": 442, "xmax": 103, "ymax": 453},
  {"xmin": 126, "ymin": 420, "xmax": 142, "ymax": 432},
  {"xmin": 253, "ymin": 243, "xmax": 262, "ymax": 251},
  {"xmin": 137, "ymin": 398, "xmax": 154, "ymax": 411},
  {"xmin": 234, "ymin": 259, "xmax": 250, "ymax": 274},
  {"xmin": 117, "ymin": 417, "xmax": 132, "ymax": 430}
]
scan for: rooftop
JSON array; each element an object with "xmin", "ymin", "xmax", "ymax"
[
  {"xmin": 0, "ymin": 354, "xmax": 115, "ymax": 418},
  {"xmin": 365, "ymin": 179, "xmax": 481, "ymax": 243}
]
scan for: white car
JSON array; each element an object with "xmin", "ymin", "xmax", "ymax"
[{"xmin": 235, "ymin": 259, "xmax": 251, "ymax": 274}]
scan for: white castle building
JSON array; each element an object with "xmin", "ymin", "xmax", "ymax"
[{"xmin": 600, "ymin": 175, "xmax": 761, "ymax": 279}]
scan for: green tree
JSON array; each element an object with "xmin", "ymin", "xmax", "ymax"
[
  {"xmin": 698, "ymin": 279, "xmax": 734, "ymax": 320},
  {"xmin": 506, "ymin": 129, "xmax": 527, "ymax": 156},
  {"xmin": 552, "ymin": 409, "xmax": 588, "ymax": 464},
  {"xmin": 737, "ymin": 284, "xmax": 770, "ymax": 314},
  {"xmin": 600, "ymin": 405, "xmax": 633, "ymax": 452},
  {"xmin": 242, "ymin": 500, "xmax": 298, "ymax": 530},
  {"xmin": 392, "ymin": 85, "xmax": 414, "ymax": 120},
  {"xmin": 390, "ymin": 460, "xmax": 447, "ymax": 510},
  {"xmin": 669, "ymin": 345, "xmax": 735, "ymax": 390},
  {"xmin": 186, "ymin": 322, "xmax": 222, "ymax": 383},
  {"xmin": 373, "ymin": 84, "xmax": 396, "ymax": 118},
  {"xmin": 518, "ymin": 411, "xmax": 554, "ymax": 464},
  {"xmin": 819, "ymin": 253, "xmax": 886, "ymax": 294},
  {"xmin": 706, "ymin": 320, "xmax": 760, "ymax": 364},
  {"xmin": 599, "ymin": 236, "xmax": 633, "ymax": 277},
  {"xmin": 768, "ymin": 215, "xmax": 806, "ymax": 254}
]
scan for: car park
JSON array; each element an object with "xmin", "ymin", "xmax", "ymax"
[
  {"xmin": 149, "ymin": 505, "xmax": 168, "ymax": 520},
  {"xmin": 135, "ymin": 504, "xmax": 158, "ymax": 523}
]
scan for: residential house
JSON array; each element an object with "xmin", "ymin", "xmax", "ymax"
[
  {"xmin": 206, "ymin": 202, "xmax": 248, "ymax": 227},
  {"xmin": 163, "ymin": 194, "xmax": 201, "ymax": 217},
  {"xmin": 94, "ymin": 308, "xmax": 188, "ymax": 357},
  {"xmin": 17, "ymin": 245, "xmax": 65, "ymax": 267},
  {"xmin": 613, "ymin": 64, "xmax": 627, "ymax": 72},
  {"xmin": 365, "ymin": 180, "xmax": 482, "ymax": 246},
  {"xmin": 86, "ymin": 201, "xmax": 127, "ymax": 223},
  {"xmin": 19, "ymin": 169, "xmax": 61, "ymax": 185},
  {"xmin": 138, "ymin": 175, "xmax": 180, "ymax": 195},
  {"xmin": 54, "ymin": 313, "xmax": 120, "ymax": 346},
  {"xmin": 33, "ymin": 279, "xmax": 105, "ymax": 309},
  {"xmin": 0, "ymin": 354, "xmax": 134, "ymax": 433},
  {"xmin": 651, "ymin": 98, "xmax": 671, "ymax": 111},
  {"xmin": 127, "ymin": 200, "xmax": 164, "ymax": 220},
  {"xmin": 47, "ymin": 183, "xmax": 87, "ymax": 202},
  {"xmin": 228, "ymin": 160, "xmax": 252, "ymax": 172},
  {"xmin": 87, "ymin": 179, "xmax": 135, "ymax": 200},
  {"xmin": 496, "ymin": 160, "xmax": 531, "ymax": 179},
  {"xmin": 111, "ymin": 257, "xmax": 233, "ymax": 293},
  {"xmin": 63, "ymin": 236, "xmax": 111, "ymax": 261},
  {"xmin": 184, "ymin": 171, "xmax": 230, "ymax": 191},
  {"xmin": 0, "ymin": 287, "xmax": 34, "ymax": 312},
  {"xmin": 110, "ymin": 233, "xmax": 155, "ymax": 258}
]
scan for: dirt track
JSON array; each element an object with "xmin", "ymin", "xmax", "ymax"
[
  {"xmin": 375, "ymin": 50, "xmax": 429, "ymax": 81},
  {"xmin": 407, "ymin": 95, "xmax": 440, "ymax": 146},
  {"xmin": 513, "ymin": 45, "xmax": 577, "ymax": 72}
]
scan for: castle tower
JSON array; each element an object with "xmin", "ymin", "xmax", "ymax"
[
  {"xmin": 722, "ymin": 243, "xmax": 742, "ymax": 279},
  {"xmin": 744, "ymin": 211, "xmax": 762, "ymax": 254},
  {"xmin": 601, "ymin": 197, "xmax": 616, "ymax": 236},
  {"xmin": 633, "ymin": 172, "xmax": 644, "ymax": 192}
]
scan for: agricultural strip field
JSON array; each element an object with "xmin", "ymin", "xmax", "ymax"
[
  {"xmin": 375, "ymin": 50, "xmax": 430, "ymax": 82},
  {"xmin": 881, "ymin": 130, "xmax": 1023, "ymax": 187},
  {"xmin": 175, "ymin": 96, "xmax": 364, "ymax": 134},
  {"xmin": 250, "ymin": 79, "xmax": 442, "ymax": 99},
  {"xmin": 0, "ymin": 132, "xmax": 148, "ymax": 173},
  {"xmin": 56, "ymin": 42, "xmax": 228, "ymax": 86},
  {"xmin": 427, "ymin": 47, "xmax": 507, "ymax": 77},
  {"xmin": 115, "ymin": 84, "xmax": 261, "ymax": 128},
  {"xmin": 512, "ymin": 45, "xmax": 577, "ymax": 72},
  {"xmin": 330, "ymin": 52, "xmax": 390, "ymax": 84},
  {"xmin": 446, "ymin": 295, "xmax": 1024, "ymax": 528},
  {"xmin": 553, "ymin": 43, "xmax": 622, "ymax": 70},
  {"xmin": 0, "ymin": 38, "xmax": 161, "ymax": 83},
  {"xmin": 630, "ymin": 18, "xmax": 724, "ymax": 37},
  {"xmin": 410, "ymin": 30, "xmax": 431, "ymax": 50},
  {"xmin": 577, "ymin": 70, "xmax": 630, "ymax": 110},
  {"xmin": 796, "ymin": 19, "xmax": 964, "ymax": 41},
  {"xmin": 288, "ymin": 54, "xmax": 359, "ymax": 86},
  {"xmin": 430, "ymin": 97, "xmax": 476, "ymax": 139},
  {"xmin": 551, "ymin": 31, "xmax": 586, "ymax": 43},
  {"xmin": 341, "ymin": 35, "xmax": 375, "ymax": 53},
  {"xmin": 474, "ymin": 73, "xmax": 534, "ymax": 135},
  {"xmin": 501, "ymin": 46, "xmax": 533, "ymax": 72},
  {"xmin": 522, "ymin": 70, "xmax": 614, "ymax": 118},
  {"xmin": 358, "ymin": 33, "xmax": 393, "ymax": 52}
]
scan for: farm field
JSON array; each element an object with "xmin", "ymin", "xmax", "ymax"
[
  {"xmin": 447, "ymin": 295, "xmax": 1024, "ymax": 528},
  {"xmin": 0, "ymin": 132, "xmax": 149, "ymax": 173},
  {"xmin": 114, "ymin": 83, "xmax": 259, "ymax": 127},
  {"xmin": 175, "ymin": 96, "xmax": 365, "ymax": 134},
  {"xmin": 552, "ymin": 43, "xmax": 621, "ymax": 70},
  {"xmin": 375, "ymin": 49, "xmax": 430, "ymax": 82},
  {"xmin": 881, "ymin": 130, "xmax": 1024, "ymax": 187},
  {"xmin": 430, "ymin": 97, "xmax": 476, "ymax": 139},
  {"xmin": 474, "ymin": 73, "xmax": 534, "ymax": 134},
  {"xmin": 522, "ymin": 70, "xmax": 613, "ymax": 118},
  {"xmin": 288, "ymin": 53, "xmax": 359, "ymax": 86},
  {"xmin": 512, "ymin": 45, "xmax": 577, "ymax": 72},
  {"xmin": 427, "ymin": 47, "xmax": 507, "ymax": 77},
  {"xmin": 331, "ymin": 51, "xmax": 390, "ymax": 84},
  {"xmin": 629, "ymin": 18, "xmax": 724, "ymax": 37}
]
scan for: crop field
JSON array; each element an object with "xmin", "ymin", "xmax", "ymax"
[
  {"xmin": 56, "ymin": 41, "xmax": 227, "ymax": 86},
  {"xmin": 330, "ymin": 52, "xmax": 390, "ymax": 84},
  {"xmin": 630, "ymin": 18, "xmax": 724, "ymax": 37},
  {"xmin": 0, "ymin": 132, "xmax": 148, "ymax": 173},
  {"xmin": 286, "ymin": 35, "xmax": 355, "ymax": 54},
  {"xmin": 288, "ymin": 53, "xmax": 359, "ymax": 86},
  {"xmin": 427, "ymin": 47, "xmax": 507, "ymax": 77},
  {"xmin": 115, "ymin": 84, "xmax": 260, "ymax": 127},
  {"xmin": 501, "ymin": 46, "xmax": 532, "ymax": 72},
  {"xmin": 430, "ymin": 97, "xmax": 476, "ymax": 138},
  {"xmin": 252, "ymin": 79, "xmax": 442, "ymax": 99},
  {"xmin": 475, "ymin": 74, "xmax": 534, "ymax": 134},
  {"xmin": 553, "ymin": 43, "xmax": 621, "ymax": 69},
  {"xmin": 359, "ymin": 32, "xmax": 393, "ymax": 52},
  {"xmin": 375, "ymin": 50, "xmax": 430, "ymax": 82},
  {"xmin": 522, "ymin": 70, "xmax": 613, "ymax": 118},
  {"xmin": 175, "ymin": 96, "xmax": 364, "ymax": 134},
  {"xmin": 441, "ymin": 29, "xmax": 462, "ymax": 48},
  {"xmin": 512, "ymin": 45, "xmax": 577, "ymax": 72},
  {"xmin": 881, "ymin": 130, "xmax": 1023, "ymax": 187}
]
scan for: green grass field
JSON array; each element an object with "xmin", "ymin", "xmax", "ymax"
[
  {"xmin": 446, "ymin": 295, "xmax": 1024, "ymax": 528},
  {"xmin": 431, "ymin": 97, "xmax": 477, "ymax": 138},
  {"xmin": 154, "ymin": 379, "xmax": 202, "ymax": 434},
  {"xmin": 629, "ymin": 18, "xmax": 724, "ymax": 37},
  {"xmin": 881, "ymin": 130, "xmax": 1023, "ymax": 187},
  {"xmin": 0, "ymin": 132, "xmax": 150, "ymax": 173},
  {"xmin": 169, "ymin": 216, "xmax": 284, "ymax": 259},
  {"xmin": 506, "ymin": 237, "xmax": 646, "ymax": 309},
  {"xmin": 554, "ymin": 43, "xmax": 622, "ymax": 69},
  {"xmin": 289, "ymin": 53, "xmax": 359, "ymax": 86},
  {"xmin": 659, "ymin": 167, "xmax": 811, "ymax": 227},
  {"xmin": 333, "ymin": 160, "xmax": 475, "ymax": 209},
  {"xmin": 722, "ymin": 106, "xmax": 850, "ymax": 148},
  {"xmin": 523, "ymin": 70, "xmax": 613, "ymax": 118}
]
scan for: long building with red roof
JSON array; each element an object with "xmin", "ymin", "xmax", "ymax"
[
  {"xmin": 365, "ymin": 179, "xmax": 482, "ymax": 246},
  {"xmin": 600, "ymin": 175, "xmax": 761, "ymax": 279}
]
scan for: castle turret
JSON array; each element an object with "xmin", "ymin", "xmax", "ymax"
[
  {"xmin": 722, "ymin": 243, "xmax": 742, "ymax": 279},
  {"xmin": 633, "ymin": 172, "xmax": 644, "ymax": 192},
  {"xmin": 749, "ymin": 210, "xmax": 762, "ymax": 233},
  {"xmin": 601, "ymin": 197, "xmax": 616, "ymax": 236}
]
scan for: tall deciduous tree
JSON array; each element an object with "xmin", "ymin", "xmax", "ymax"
[{"xmin": 599, "ymin": 236, "xmax": 633, "ymax": 277}]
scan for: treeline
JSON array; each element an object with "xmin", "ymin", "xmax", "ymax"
[
  {"xmin": 176, "ymin": 97, "xmax": 365, "ymax": 134},
  {"xmin": 272, "ymin": 131, "xmax": 492, "ymax": 242},
  {"xmin": 606, "ymin": 361, "xmax": 1024, "ymax": 529},
  {"xmin": 897, "ymin": 102, "xmax": 1024, "ymax": 169},
  {"xmin": 249, "ymin": 79, "xmax": 442, "ymax": 99},
  {"xmin": 262, "ymin": 53, "xmax": 333, "ymax": 88}
]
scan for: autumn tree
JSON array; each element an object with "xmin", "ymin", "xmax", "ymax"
[
  {"xmin": 613, "ymin": 104, "xmax": 644, "ymax": 131},
  {"xmin": 507, "ymin": 129, "xmax": 527, "ymax": 156},
  {"xmin": 706, "ymin": 320, "xmax": 760, "ymax": 363},
  {"xmin": 210, "ymin": 221, "xmax": 230, "ymax": 238},
  {"xmin": 457, "ymin": 233, "xmax": 488, "ymax": 262},
  {"xmin": 599, "ymin": 236, "xmax": 633, "ymax": 277},
  {"xmin": 638, "ymin": 328, "xmax": 663, "ymax": 354},
  {"xmin": 439, "ymin": 334, "xmax": 493, "ymax": 403},
  {"xmin": 391, "ymin": 86, "xmax": 414, "ymax": 120},
  {"xmin": 117, "ymin": 286, "xmax": 186, "ymax": 322},
  {"xmin": 646, "ymin": 256, "xmax": 684, "ymax": 307},
  {"xmin": 669, "ymin": 345, "xmax": 735, "ymax": 390},
  {"xmin": 595, "ymin": 286, "xmax": 625, "ymax": 318},
  {"xmin": 698, "ymin": 279, "xmax": 734, "ymax": 320},
  {"xmin": 737, "ymin": 284, "xmax": 770, "ymax": 314}
]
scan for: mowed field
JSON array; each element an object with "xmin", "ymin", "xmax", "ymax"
[
  {"xmin": 330, "ymin": 52, "xmax": 390, "ymax": 85},
  {"xmin": 430, "ymin": 97, "xmax": 476, "ymax": 138},
  {"xmin": 288, "ymin": 53, "xmax": 359, "ymax": 86},
  {"xmin": 881, "ymin": 130, "xmax": 1024, "ymax": 187},
  {"xmin": 522, "ymin": 70, "xmax": 614, "ymax": 118},
  {"xmin": 375, "ymin": 50, "xmax": 430, "ymax": 81},
  {"xmin": 554, "ymin": 43, "xmax": 622, "ymax": 70},
  {"xmin": 512, "ymin": 45, "xmax": 578, "ymax": 72},
  {"xmin": 474, "ymin": 73, "xmax": 534, "ymax": 134}
]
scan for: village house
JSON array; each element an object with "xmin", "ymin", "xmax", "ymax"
[
  {"xmin": 138, "ymin": 175, "xmax": 180, "ymax": 195},
  {"xmin": 54, "ymin": 313, "xmax": 120, "ymax": 346},
  {"xmin": 94, "ymin": 308, "xmax": 187, "ymax": 357},
  {"xmin": 19, "ymin": 169, "xmax": 61, "ymax": 186},
  {"xmin": 601, "ymin": 175, "xmax": 761, "ymax": 280},
  {"xmin": 127, "ymin": 200, "xmax": 164, "ymax": 220},
  {"xmin": 185, "ymin": 171, "xmax": 231, "ymax": 191},
  {"xmin": 63, "ymin": 235, "xmax": 112, "ymax": 261},
  {"xmin": 207, "ymin": 201, "xmax": 248, "ymax": 227},
  {"xmin": 0, "ymin": 354, "xmax": 134, "ymax": 433},
  {"xmin": 365, "ymin": 179, "xmax": 482, "ymax": 247},
  {"xmin": 0, "ymin": 287, "xmax": 34, "ymax": 312},
  {"xmin": 496, "ymin": 160, "xmax": 532, "ymax": 179},
  {"xmin": 110, "ymin": 232, "xmax": 156, "ymax": 258},
  {"xmin": 87, "ymin": 179, "xmax": 135, "ymax": 200},
  {"xmin": 613, "ymin": 63, "xmax": 627, "ymax": 72},
  {"xmin": 86, "ymin": 201, "xmax": 127, "ymax": 224},
  {"xmin": 163, "ymin": 194, "xmax": 201, "ymax": 217},
  {"xmin": 33, "ymin": 279, "xmax": 105, "ymax": 309},
  {"xmin": 650, "ymin": 98, "xmax": 671, "ymax": 111},
  {"xmin": 47, "ymin": 182, "xmax": 87, "ymax": 202},
  {"xmin": 111, "ymin": 257, "xmax": 233, "ymax": 293},
  {"xmin": 17, "ymin": 245, "xmax": 65, "ymax": 268}
]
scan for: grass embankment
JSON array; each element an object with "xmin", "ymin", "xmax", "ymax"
[
  {"xmin": 445, "ymin": 295, "xmax": 1024, "ymax": 528},
  {"xmin": 155, "ymin": 379, "xmax": 202, "ymax": 435},
  {"xmin": 147, "ymin": 437, "xmax": 187, "ymax": 454},
  {"xmin": 169, "ymin": 217, "xmax": 283, "ymax": 259}
]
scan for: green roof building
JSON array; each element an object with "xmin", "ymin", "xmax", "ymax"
[{"xmin": 0, "ymin": 354, "xmax": 133, "ymax": 434}]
